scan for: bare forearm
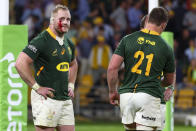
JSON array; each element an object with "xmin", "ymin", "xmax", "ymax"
[
  {"xmin": 107, "ymin": 68, "xmax": 118, "ymax": 93},
  {"xmin": 15, "ymin": 54, "xmax": 35, "ymax": 87},
  {"xmin": 161, "ymin": 78, "xmax": 170, "ymax": 87},
  {"xmin": 161, "ymin": 73, "xmax": 176, "ymax": 87},
  {"xmin": 107, "ymin": 54, "xmax": 123, "ymax": 93},
  {"xmin": 16, "ymin": 63, "xmax": 35, "ymax": 87},
  {"xmin": 69, "ymin": 60, "xmax": 78, "ymax": 83}
]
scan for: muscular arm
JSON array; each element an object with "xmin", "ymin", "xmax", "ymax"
[
  {"xmin": 15, "ymin": 52, "xmax": 35, "ymax": 87},
  {"xmin": 68, "ymin": 58, "xmax": 78, "ymax": 98},
  {"xmin": 69, "ymin": 58, "xmax": 78, "ymax": 84},
  {"xmin": 107, "ymin": 54, "xmax": 124, "ymax": 93},
  {"xmin": 162, "ymin": 72, "xmax": 176, "ymax": 101},
  {"xmin": 15, "ymin": 52, "xmax": 56, "ymax": 99}
]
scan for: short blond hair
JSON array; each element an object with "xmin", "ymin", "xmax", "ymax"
[{"xmin": 50, "ymin": 4, "xmax": 69, "ymax": 23}]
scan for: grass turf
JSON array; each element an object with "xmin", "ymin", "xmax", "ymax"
[{"xmin": 28, "ymin": 121, "xmax": 196, "ymax": 131}]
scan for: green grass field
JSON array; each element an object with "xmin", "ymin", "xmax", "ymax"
[{"xmin": 28, "ymin": 121, "xmax": 196, "ymax": 131}]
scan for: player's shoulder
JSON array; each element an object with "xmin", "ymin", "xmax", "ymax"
[
  {"xmin": 30, "ymin": 31, "xmax": 48, "ymax": 44},
  {"xmin": 123, "ymin": 31, "xmax": 140, "ymax": 39},
  {"xmin": 121, "ymin": 31, "xmax": 141, "ymax": 43},
  {"xmin": 158, "ymin": 36, "xmax": 173, "ymax": 50}
]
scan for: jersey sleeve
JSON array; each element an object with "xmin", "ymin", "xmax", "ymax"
[
  {"xmin": 67, "ymin": 38, "xmax": 75, "ymax": 62},
  {"xmin": 163, "ymin": 46, "xmax": 175, "ymax": 73},
  {"xmin": 114, "ymin": 37, "xmax": 125, "ymax": 58},
  {"xmin": 23, "ymin": 36, "xmax": 45, "ymax": 60}
]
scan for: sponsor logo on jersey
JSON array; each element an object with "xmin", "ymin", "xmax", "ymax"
[
  {"xmin": 56, "ymin": 62, "xmax": 69, "ymax": 72},
  {"xmin": 137, "ymin": 37, "xmax": 156, "ymax": 46},
  {"xmin": 146, "ymin": 40, "xmax": 155, "ymax": 46},
  {"xmin": 142, "ymin": 115, "xmax": 156, "ymax": 121},
  {"xmin": 52, "ymin": 49, "xmax": 58, "ymax": 56},
  {"xmin": 137, "ymin": 37, "xmax": 144, "ymax": 44},
  {"xmin": 61, "ymin": 48, "xmax": 65, "ymax": 55},
  {"xmin": 28, "ymin": 45, "xmax": 37, "ymax": 53}
]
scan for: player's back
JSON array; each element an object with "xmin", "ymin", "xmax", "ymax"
[{"xmin": 115, "ymin": 29, "xmax": 175, "ymax": 99}]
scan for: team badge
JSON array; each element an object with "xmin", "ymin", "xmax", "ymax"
[
  {"xmin": 137, "ymin": 37, "xmax": 144, "ymax": 44},
  {"xmin": 52, "ymin": 49, "xmax": 58, "ymax": 56}
]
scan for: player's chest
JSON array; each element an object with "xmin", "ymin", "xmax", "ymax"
[{"xmin": 43, "ymin": 43, "xmax": 72, "ymax": 62}]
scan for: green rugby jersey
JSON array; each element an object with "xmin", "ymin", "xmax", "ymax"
[
  {"xmin": 23, "ymin": 28, "xmax": 75, "ymax": 100},
  {"xmin": 115, "ymin": 29, "xmax": 175, "ymax": 99}
]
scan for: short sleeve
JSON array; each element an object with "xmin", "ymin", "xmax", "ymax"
[
  {"xmin": 114, "ymin": 37, "xmax": 125, "ymax": 58},
  {"xmin": 23, "ymin": 37, "xmax": 44, "ymax": 60},
  {"xmin": 163, "ymin": 47, "xmax": 175, "ymax": 73}
]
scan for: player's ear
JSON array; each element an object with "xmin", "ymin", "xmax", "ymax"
[
  {"xmin": 144, "ymin": 15, "xmax": 149, "ymax": 26},
  {"xmin": 160, "ymin": 23, "xmax": 167, "ymax": 31},
  {"xmin": 50, "ymin": 17, "xmax": 54, "ymax": 24}
]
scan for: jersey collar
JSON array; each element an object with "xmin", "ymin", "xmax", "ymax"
[
  {"xmin": 141, "ymin": 29, "xmax": 160, "ymax": 36},
  {"xmin": 46, "ymin": 27, "xmax": 56, "ymax": 39},
  {"xmin": 46, "ymin": 27, "xmax": 64, "ymax": 46}
]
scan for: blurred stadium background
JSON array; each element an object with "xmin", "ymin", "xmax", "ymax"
[{"xmin": 6, "ymin": 0, "xmax": 196, "ymax": 130}]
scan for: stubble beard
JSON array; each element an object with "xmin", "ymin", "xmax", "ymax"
[
  {"xmin": 55, "ymin": 26, "xmax": 69, "ymax": 37},
  {"xmin": 56, "ymin": 28, "xmax": 65, "ymax": 37}
]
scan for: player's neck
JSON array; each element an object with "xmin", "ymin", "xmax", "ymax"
[
  {"xmin": 49, "ymin": 25, "xmax": 64, "ymax": 38},
  {"xmin": 145, "ymin": 23, "xmax": 162, "ymax": 35}
]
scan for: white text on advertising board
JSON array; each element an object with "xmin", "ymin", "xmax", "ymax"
[{"xmin": 0, "ymin": 53, "xmax": 23, "ymax": 131}]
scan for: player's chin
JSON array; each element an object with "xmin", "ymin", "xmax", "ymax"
[
  {"xmin": 61, "ymin": 30, "xmax": 68, "ymax": 34},
  {"xmin": 62, "ymin": 27, "xmax": 69, "ymax": 33}
]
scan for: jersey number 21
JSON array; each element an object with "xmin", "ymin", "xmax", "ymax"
[{"xmin": 131, "ymin": 51, "xmax": 154, "ymax": 76}]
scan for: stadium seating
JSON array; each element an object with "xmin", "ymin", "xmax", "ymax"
[
  {"xmin": 78, "ymin": 75, "xmax": 94, "ymax": 106},
  {"xmin": 175, "ymin": 89, "xmax": 195, "ymax": 110}
]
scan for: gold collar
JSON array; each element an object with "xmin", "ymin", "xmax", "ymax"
[
  {"xmin": 46, "ymin": 27, "xmax": 56, "ymax": 39},
  {"xmin": 46, "ymin": 27, "xmax": 64, "ymax": 46},
  {"xmin": 141, "ymin": 29, "xmax": 160, "ymax": 36}
]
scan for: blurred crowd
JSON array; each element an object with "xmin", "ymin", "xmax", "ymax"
[{"xmin": 10, "ymin": 0, "xmax": 196, "ymax": 106}]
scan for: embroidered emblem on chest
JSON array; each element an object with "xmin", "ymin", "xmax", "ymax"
[
  {"xmin": 52, "ymin": 49, "xmax": 58, "ymax": 56},
  {"xmin": 61, "ymin": 48, "xmax": 65, "ymax": 55}
]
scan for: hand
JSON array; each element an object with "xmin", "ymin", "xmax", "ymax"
[
  {"xmin": 164, "ymin": 88, "xmax": 173, "ymax": 101},
  {"xmin": 36, "ymin": 87, "xmax": 55, "ymax": 99},
  {"xmin": 109, "ymin": 91, "xmax": 119, "ymax": 105},
  {"xmin": 68, "ymin": 88, "xmax": 74, "ymax": 98}
]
